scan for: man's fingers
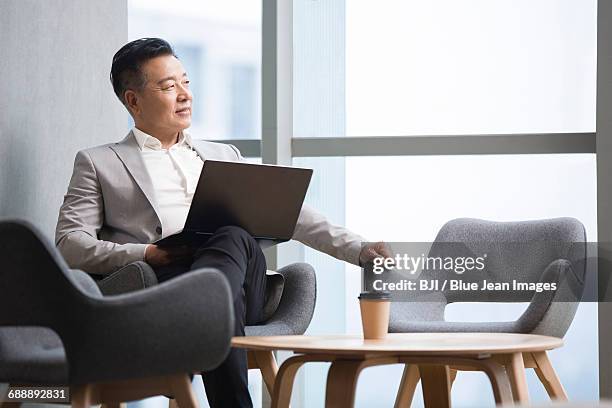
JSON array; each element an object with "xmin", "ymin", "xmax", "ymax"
[
  {"xmin": 365, "ymin": 248, "xmax": 383, "ymax": 261},
  {"xmin": 364, "ymin": 244, "xmax": 388, "ymax": 258},
  {"xmin": 359, "ymin": 241, "xmax": 394, "ymax": 267},
  {"xmin": 379, "ymin": 247, "xmax": 394, "ymax": 259},
  {"xmin": 372, "ymin": 242, "xmax": 393, "ymax": 259}
]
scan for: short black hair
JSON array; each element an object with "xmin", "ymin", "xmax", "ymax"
[{"xmin": 110, "ymin": 38, "xmax": 176, "ymax": 104}]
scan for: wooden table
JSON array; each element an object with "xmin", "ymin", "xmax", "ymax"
[{"xmin": 232, "ymin": 333, "xmax": 564, "ymax": 408}]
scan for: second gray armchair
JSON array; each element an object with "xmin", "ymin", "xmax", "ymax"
[
  {"xmin": 390, "ymin": 217, "xmax": 586, "ymax": 406},
  {"xmin": 94, "ymin": 257, "xmax": 317, "ymax": 400},
  {"xmin": 98, "ymin": 262, "xmax": 317, "ymax": 402}
]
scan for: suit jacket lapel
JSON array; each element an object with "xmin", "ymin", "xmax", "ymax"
[
  {"xmin": 191, "ymin": 140, "xmax": 206, "ymax": 162},
  {"xmin": 109, "ymin": 131, "xmax": 162, "ymax": 223}
]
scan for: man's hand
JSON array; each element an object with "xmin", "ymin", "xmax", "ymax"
[
  {"xmin": 144, "ymin": 244, "xmax": 194, "ymax": 267},
  {"xmin": 359, "ymin": 241, "xmax": 394, "ymax": 267}
]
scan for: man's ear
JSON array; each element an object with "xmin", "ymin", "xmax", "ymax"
[{"xmin": 124, "ymin": 90, "xmax": 139, "ymax": 115}]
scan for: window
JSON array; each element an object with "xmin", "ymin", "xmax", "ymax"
[{"xmin": 129, "ymin": 0, "xmax": 262, "ymax": 140}]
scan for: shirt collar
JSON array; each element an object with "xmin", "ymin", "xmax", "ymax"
[{"xmin": 132, "ymin": 127, "xmax": 193, "ymax": 151}]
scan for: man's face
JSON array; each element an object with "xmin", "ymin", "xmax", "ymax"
[{"xmin": 127, "ymin": 54, "xmax": 192, "ymax": 134}]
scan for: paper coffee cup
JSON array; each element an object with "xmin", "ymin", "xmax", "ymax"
[{"xmin": 358, "ymin": 291, "xmax": 391, "ymax": 340}]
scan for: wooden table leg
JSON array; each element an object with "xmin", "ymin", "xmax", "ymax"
[
  {"xmin": 419, "ymin": 365, "xmax": 451, "ymax": 408},
  {"xmin": 399, "ymin": 356, "xmax": 513, "ymax": 406},
  {"xmin": 272, "ymin": 355, "xmax": 310, "ymax": 408},
  {"xmin": 254, "ymin": 350, "xmax": 279, "ymax": 397},
  {"xmin": 325, "ymin": 357, "xmax": 398, "ymax": 408},
  {"xmin": 532, "ymin": 351, "xmax": 568, "ymax": 401},
  {"xmin": 272, "ymin": 354, "xmax": 337, "ymax": 408},
  {"xmin": 394, "ymin": 364, "xmax": 420, "ymax": 408},
  {"xmin": 506, "ymin": 352, "xmax": 530, "ymax": 404},
  {"xmin": 473, "ymin": 359, "xmax": 514, "ymax": 405},
  {"xmin": 325, "ymin": 360, "xmax": 363, "ymax": 408}
]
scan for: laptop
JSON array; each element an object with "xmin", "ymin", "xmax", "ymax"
[{"xmin": 155, "ymin": 160, "xmax": 313, "ymax": 248}]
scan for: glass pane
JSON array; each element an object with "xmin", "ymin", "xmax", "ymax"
[
  {"xmin": 294, "ymin": 0, "xmax": 596, "ymax": 137},
  {"xmin": 128, "ymin": 0, "xmax": 262, "ymax": 140},
  {"xmin": 343, "ymin": 155, "xmax": 596, "ymax": 240},
  {"xmin": 294, "ymin": 154, "xmax": 597, "ymax": 406}
]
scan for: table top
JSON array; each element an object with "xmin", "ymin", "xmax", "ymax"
[{"xmin": 232, "ymin": 333, "xmax": 563, "ymax": 356}]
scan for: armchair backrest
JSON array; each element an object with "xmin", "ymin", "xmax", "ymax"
[
  {"xmin": 426, "ymin": 217, "xmax": 587, "ymax": 303},
  {"xmin": 0, "ymin": 218, "xmax": 89, "ymax": 328}
]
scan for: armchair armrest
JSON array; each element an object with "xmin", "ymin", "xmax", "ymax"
[
  {"xmin": 246, "ymin": 262, "xmax": 316, "ymax": 336},
  {"xmin": 515, "ymin": 259, "xmax": 582, "ymax": 336},
  {"xmin": 61, "ymin": 267, "xmax": 234, "ymax": 384},
  {"xmin": 92, "ymin": 261, "xmax": 158, "ymax": 296},
  {"xmin": 69, "ymin": 269, "xmax": 103, "ymax": 297}
]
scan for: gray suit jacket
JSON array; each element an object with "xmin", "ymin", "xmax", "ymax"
[{"xmin": 56, "ymin": 131, "xmax": 365, "ymax": 275}]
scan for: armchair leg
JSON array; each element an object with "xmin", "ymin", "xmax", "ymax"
[
  {"xmin": 168, "ymin": 375, "xmax": 198, "ymax": 408},
  {"xmin": 0, "ymin": 386, "xmax": 20, "ymax": 408},
  {"xmin": 168, "ymin": 398, "xmax": 180, "ymax": 408},
  {"xmin": 393, "ymin": 364, "xmax": 420, "ymax": 408},
  {"xmin": 78, "ymin": 374, "xmax": 196, "ymax": 408},
  {"xmin": 532, "ymin": 351, "xmax": 568, "ymax": 401},
  {"xmin": 71, "ymin": 384, "xmax": 93, "ymax": 408},
  {"xmin": 449, "ymin": 369, "xmax": 458, "ymax": 387},
  {"xmin": 101, "ymin": 404, "xmax": 127, "ymax": 408}
]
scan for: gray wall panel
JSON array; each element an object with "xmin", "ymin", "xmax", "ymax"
[{"xmin": 0, "ymin": 0, "xmax": 127, "ymax": 238}]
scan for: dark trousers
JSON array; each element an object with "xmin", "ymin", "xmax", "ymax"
[{"xmin": 156, "ymin": 225, "xmax": 267, "ymax": 408}]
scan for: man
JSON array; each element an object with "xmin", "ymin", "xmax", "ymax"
[{"xmin": 56, "ymin": 38, "xmax": 388, "ymax": 408}]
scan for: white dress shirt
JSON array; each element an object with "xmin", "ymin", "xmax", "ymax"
[{"xmin": 132, "ymin": 127, "xmax": 203, "ymax": 238}]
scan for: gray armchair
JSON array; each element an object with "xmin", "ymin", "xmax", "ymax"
[
  {"xmin": 96, "ymin": 257, "xmax": 317, "ymax": 400},
  {"xmin": 391, "ymin": 217, "xmax": 586, "ymax": 406},
  {"xmin": 0, "ymin": 219, "xmax": 234, "ymax": 408}
]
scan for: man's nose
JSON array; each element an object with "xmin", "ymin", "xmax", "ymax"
[{"xmin": 177, "ymin": 84, "xmax": 192, "ymax": 101}]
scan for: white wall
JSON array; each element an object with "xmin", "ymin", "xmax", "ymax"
[{"xmin": 0, "ymin": 0, "xmax": 128, "ymax": 238}]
